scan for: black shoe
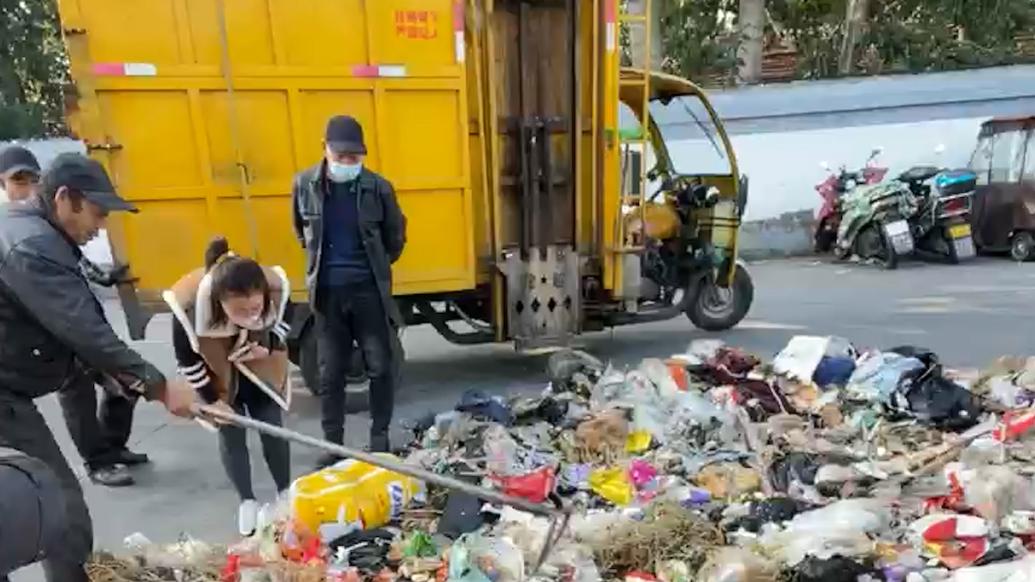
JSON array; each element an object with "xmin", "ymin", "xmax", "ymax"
[
  {"xmin": 316, "ymin": 452, "xmax": 345, "ymax": 469},
  {"xmin": 89, "ymin": 464, "xmax": 134, "ymax": 487},
  {"xmin": 369, "ymin": 434, "xmax": 390, "ymax": 454},
  {"xmin": 114, "ymin": 448, "xmax": 150, "ymax": 466}
]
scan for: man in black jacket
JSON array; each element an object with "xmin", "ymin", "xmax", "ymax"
[
  {"xmin": 292, "ymin": 115, "xmax": 406, "ymax": 461},
  {"xmin": 1, "ymin": 145, "xmax": 148, "ymax": 487},
  {"xmin": 0, "ymin": 153, "xmax": 195, "ymax": 582}
]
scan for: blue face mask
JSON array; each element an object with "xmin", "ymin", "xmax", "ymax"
[{"xmin": 328, "ymin": 161, "xmax": 362, "ymax": 183}]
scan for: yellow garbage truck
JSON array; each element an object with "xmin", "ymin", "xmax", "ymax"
[{"xmin": 57, "ymin": 0, "xmax": 753, "ymax": 397}]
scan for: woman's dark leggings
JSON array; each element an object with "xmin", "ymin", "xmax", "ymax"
[{"xmin": 217, "ymin": 382, "xmax": 291, "ymax": 500}]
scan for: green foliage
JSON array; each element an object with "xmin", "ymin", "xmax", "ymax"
[
  {"xmin": 861, "ymin": 0, "xmax": 1035, "ymax": 74},
  {"xmin": 656, "ymin": 0, "xmax": 740, "ymax": 82},
  {"xmin": 0, "ymin": 0, "xmax": 69, "ymax": 139},
  {"xmin": 656, "ymin": 0, "xmax": 1035, "ymax": 85}
]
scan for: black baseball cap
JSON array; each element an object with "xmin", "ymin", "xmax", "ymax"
[
  {"xmin": 0, "ymin": 145, "xmax": 41, "ymax": 178},
  {"xmin": 325, "ymin": 115, "xmax": 367, "ymax": 155},
  {"xmin": 42, "ymin": 153, "xmax": 138, "ymax": 213}
]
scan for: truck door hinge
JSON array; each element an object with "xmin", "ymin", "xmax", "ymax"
[{"xmin": 85, "ymin": 140, "xmax": 124, "ymax": 153}]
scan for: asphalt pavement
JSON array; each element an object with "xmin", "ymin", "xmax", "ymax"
[{"xmin": 10, "ymin": 255, "xmax": 1035, "ymax": 581}]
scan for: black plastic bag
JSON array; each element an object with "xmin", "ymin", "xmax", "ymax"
[
  {"xmin": 791, "ymin": 555, "xmax": 880, "ymax": 582},
  {"xmin": 889, "ymin": 346, "xmax": 980, "ymax": 431}
]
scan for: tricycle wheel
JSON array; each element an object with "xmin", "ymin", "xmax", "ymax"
[
  {"xmin": 1011, "ymin": 232, "xmax": 1034, "ymax": 262},
  {"xmin": 298, "ymin": 325, "xmax": 370, "ymax": 413},
  {"xmin": 855, "ymin": 224, "xmax": 898, "ymax": 270},
  {"xmin": 686, "ymin": 263, "xmax": 754, "ymax": 332},
  {"xmin": 813, "ymin": 219, "xmax": 836, "ymax": 253}
]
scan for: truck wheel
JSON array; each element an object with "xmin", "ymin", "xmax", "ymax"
[
  {"xmin": 1011, "ymin": 232, "xmax": 1034, "ymax": 262},
  {"xmin": 298, "ymin": 326, "xmax": 370, "ymax": 414},
  {"xmin": 686, "ymin": 264, "xmax": 754, "ymax": 332}
]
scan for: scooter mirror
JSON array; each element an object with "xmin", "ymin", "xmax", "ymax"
[{"xmin": 871, "ymin": 146, "xmax": 883, "ymax": 158}]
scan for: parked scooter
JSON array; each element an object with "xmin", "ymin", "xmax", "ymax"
[
  {"xmin": 897, "ymin": 164, "xmax": 978, "ymax": 264},
  {"xmin": 889, "ymin": 146, "xmax": 978, "ymax": 264},
  {"xmin": 834, "ymin": 180, "xmax": 918, "ymax": 269},
  {"xmin": 814, "ymin": 148, "xmax": 888, "ymax": 252}
]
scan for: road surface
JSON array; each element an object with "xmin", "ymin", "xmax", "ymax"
[{"xmin": 11, "ymin": 256, "xmax": 1035, "ymax": 580}]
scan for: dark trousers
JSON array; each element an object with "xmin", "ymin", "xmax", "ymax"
[
  {"xmin": 58, "ymin": 371, "xmax": 138, "ymax": 470},
  {"xmin": 317, "ymin": 284, "xmax": 397, "ymax": 444},
  {"xmin": 219, "ymin": 382, "xmax": 291, "ymax": 501},
  {"xmin": 0, "ymin": 392, "xmax": 91, "ymax": 582}
]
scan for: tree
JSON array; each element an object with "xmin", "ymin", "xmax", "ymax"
[
  {"xmin": 838, "ymin": 0, "xmax": 870, "ymax": 74},
  {"xmin": 0, "ymin": 0, "xmax": 69, "ymax": 140},
  {"xmin": 736, "ymin": 0, "xmax": 765, "ymax": 83}
]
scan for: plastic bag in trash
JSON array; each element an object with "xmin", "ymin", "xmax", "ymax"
[
  {"xmin": 493, "ymin": 466, "xmax": 556, "ymax": 504},
  {"xmin": 772, "ymin": 336, "xmax": 855, "ymax": 384},
  {"xmin": 788, "ymin": 498, "xmax": 892, "ymax": 535},
  {"xmin": 589, "ymin": 467, "xmax": 635, "ymax": 506},
  {"xmin": 899, "ymin": 373, "xmax": 980, "ymax": 431},
  {"xmin": 791, "ymin": 555, "xmax": 879, "ymax": 582},
  {"xmin": 548, "ymin": 349, "xmax": 605, "ymax": 392},
  {"xmin": 727, "ymin": 497, "xmax": 814, "ymax": 533},
  {"xmin": 448, "ymin": 534, "xmax": 524, "ymax": 582},
  {"xmin": 846, "ymin": 352, "xmax": 925, "ymax": 404},
  {"xmin": 814, "ymin": 356, "xmax": 856, "ymax": 388},
  {"xmin": 457, "ymin": 390, "xmax": 514, "ymax": 426},
  {"xmin": 695, "ymin": 547, "xmax": 778, "ymax": 582},
  {"xmin": 759, "ymin": 524, "xmax": 874, "ymax": 567},
  {"xmin": 640, "ymin": 358, "xmax": 683, "ymax": 401},
  {"xmin": 769, "ymin": 452, "xmax": 855, "ymax": 494},
  {"xmin": 958, "ymin": 465, "xmax": 1035, "ymax": 523}
]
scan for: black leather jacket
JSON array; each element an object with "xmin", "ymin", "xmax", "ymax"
[
  {"xmin": 291, "ymin": 163, "xmax": 406, "ymax": 324},
  {"xmin": 0, "ymin": 198, "xmax": 165, "ymax": 399}
]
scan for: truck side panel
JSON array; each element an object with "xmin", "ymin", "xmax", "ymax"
[{"xmin": 59, "ymin": 0, "xmax": 476, "ymax": 304}]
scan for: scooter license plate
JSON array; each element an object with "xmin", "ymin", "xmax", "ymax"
[
  {"xmin": 949, "ymin": 223, "xmax": 972, "ymax": 239},
  {"xmin": 884, "ymin": 220, "xmax": 909, "ymax": 237},
  {"xmin": 883, "ymin": 220, "xmax": 914, "ymax": 254},
  {"xmin": 954, "ymin": 235, "xmax": 976, "ymax": 259}
]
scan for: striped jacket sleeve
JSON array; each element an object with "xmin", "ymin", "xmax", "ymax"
[
  {"xmin": 268, "ymin": 316, "xmax": 291, "ymax": 352},
  {"xmin": 171, "ymin": 315, "xmax": 220, "ymax": 403}
]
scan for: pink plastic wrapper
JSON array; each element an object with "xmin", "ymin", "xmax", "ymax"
[{"xmin": 628, "ymin": 459, "xmax": 658, "ymax": 488}]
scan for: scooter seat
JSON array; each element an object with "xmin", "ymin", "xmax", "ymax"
[{"xmin": 898, "ymin": 166, "xmax": 940, "ymax": 183}]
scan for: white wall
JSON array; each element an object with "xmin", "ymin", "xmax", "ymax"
[{"xmin": 667, "ymin": 117, "xmax": 989, "ymax": 222}]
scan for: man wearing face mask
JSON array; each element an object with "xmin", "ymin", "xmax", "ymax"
[
  {"xmin": 0, "ymin": 153, "xmax": 195, "ymax": 582},
  {"xmin": 292, "ymin": 115, "xmax": 406, "ymax": 463}
]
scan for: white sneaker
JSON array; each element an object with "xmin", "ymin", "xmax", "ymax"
[{"xmin": 238, "ymin": 499, "xmax": 259, "ymax": 536}]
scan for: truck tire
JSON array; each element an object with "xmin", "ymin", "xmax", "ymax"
[
  {"xmin": 298, "ymin": 326, "xmax": 370, "ymax": 414},
  {"xmin": 686, "ymin": 263, "xmax": 754, "ymax": 332}
]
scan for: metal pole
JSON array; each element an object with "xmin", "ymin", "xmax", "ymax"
[{"xmin": 193, "ymin": 404, "xmax": 566, "ymax": 519}]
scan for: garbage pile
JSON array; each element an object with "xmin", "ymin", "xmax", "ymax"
[{"xmin": 94, "ymin": 336, "xmax": 1035, "ymax": 581}]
